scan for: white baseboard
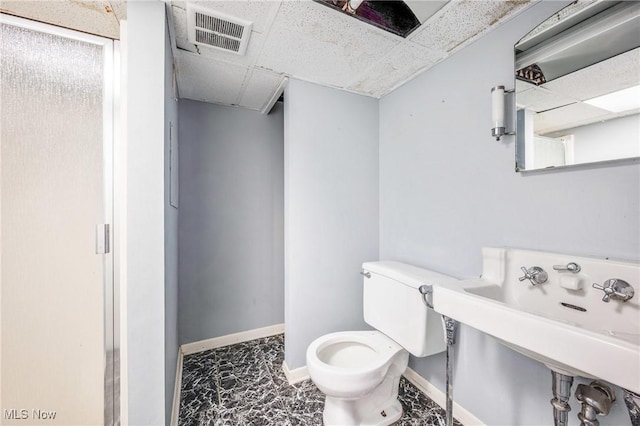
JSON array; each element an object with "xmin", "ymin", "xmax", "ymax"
[
  {"xmin": 403, "ymin": 367, "xmax": 485, "ymax": 426},
  {"xmin": 181, "ymin": 323, "xmax": 285, "ymax": 355},
  {"xmin": 282, "ymin": 360, "xmax": 309, "ymax": 385},
  {"xmin": 170, "ymin": 349, "xmax": 183, "ymax": 426}
]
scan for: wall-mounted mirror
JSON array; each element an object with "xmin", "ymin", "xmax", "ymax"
[{"xmin": 515, "ymin": 1, "xmax": 640, "ymax": 172}]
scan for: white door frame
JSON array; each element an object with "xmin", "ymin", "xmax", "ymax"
[{"xmin": 0, "ymin": 13, "xmax": 119, "ymax": 425}]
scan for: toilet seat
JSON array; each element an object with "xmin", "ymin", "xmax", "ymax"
[{"xmin": 306, "ymin": 330, "xmax": 405, "ymax": 398}]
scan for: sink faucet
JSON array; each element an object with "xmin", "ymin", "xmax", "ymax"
[
  {"xmin": 592, "ymin": 279, "xmax": 635, "ymax": 302},
  {"xmin": 519, "ymin": 266, "xmax": 548, "ymax": 286}
]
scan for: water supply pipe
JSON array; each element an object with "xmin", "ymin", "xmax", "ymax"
[
  {"xmin": 575, "ymin": 381, "xmax": 615, "ymax": 426},
  {"xmin": 421, "ymin": 285, "xmax": 457, "ymax": 426},
  {"xmin": 550, "ymin": 370, "xmax": 574, "ymax": 426},
  {"xmin": 623, "ymin": 389, "xmax": 640, "ymax": 426},
  {"xmin": 441, "ymin": 316, "xmax": 458, "ymax": 426}
]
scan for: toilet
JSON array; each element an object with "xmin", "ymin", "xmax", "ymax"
[{"xmin": 306, "ymin": 261, "xmax": 454, "ymax": 426}]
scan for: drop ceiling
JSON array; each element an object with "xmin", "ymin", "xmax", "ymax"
[
  {"xmin": 1, "ymin": 1, "xmax": 536, "ymax": 112},
  {"xmin": 170, "ymin": 0, "xmax": 534, "ymax": 112}
]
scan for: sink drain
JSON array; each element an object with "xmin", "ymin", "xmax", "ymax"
[{"xmin": 560, "ymin": 302, "xmax": 587, "ymax": 312}]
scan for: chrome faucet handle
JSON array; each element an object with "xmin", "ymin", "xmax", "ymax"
[
  {"xmin": 553, "ymin": 262, "xmax": 581, "ymax": 273},
  {"xmin": 592, "ymin": 279, "xmax": 634, "ymax": 302},
  {"xmin": 519, "ymin": 266, "xmax": 548, "ymax": 286}
]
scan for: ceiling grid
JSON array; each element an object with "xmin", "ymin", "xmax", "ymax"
[
  {"xmin": 0, "ymin": 0, "xmax": 539, "ymax": 112},
  {"xmin": 169, "ymin": 0, "xmax": 535, "ymax": 111}
]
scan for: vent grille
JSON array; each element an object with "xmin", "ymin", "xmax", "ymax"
[
  {"xmin": 195, "ymin": 30, "xmax": 241, "ymax": 52},
  {"xmin": 195, "ymin": 13, "xmax": 245, "ymax": 39},
  {"xmin": 187, "ymin": 5, "xmax": 252, "ymax": 55}
]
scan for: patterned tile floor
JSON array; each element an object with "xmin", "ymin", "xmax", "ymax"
[{"xmin": 178, "ymin": 334, "xmax": 462, "ymax": 425}]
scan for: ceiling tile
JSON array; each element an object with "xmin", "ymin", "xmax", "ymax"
[
  {"xmin": 347, "ymin": 41, "xmax": 444, "ymax": 97},
  {"xmin": 410, "ymin": 0, "xmax": 531, "ymax": 53},
  {"xmin": 176, "ymin": 50, "xmax": 249, "ymax": 105},
  {"xmin": 542, "ymin": 48, "xmax": 640, "ymax": 101},
  {"xmin": 239, "ymin": 68, "xmax": 286, "ymax": 111},
  {"xmin": 171, "ymin": 5, "xmax": 193, "ymax": 49},
  {"xmin": 405, "ymin": 1, "xmax": 450, "ymax": 23},
  {"xmin": 535, "ymin": 102, "xmax": 611, "ymax": 135},
  {"xmin": 515, "ymin": 79, "xmax": 534, "ymax": 94},
  {"xmin": 518, "ymin": 0, "xmax": 598, "ymax": 45},
  {"xmin": 256, "ymin": 0, "xmax": 399, "ymax": 89},
  {"xmin": 0, "ymin": 0, "xmax": 120, "ymax": 39},
  {"xmin": 516, "ymin": 85, "xmax": 578, "ymax": 113},
  {"xmin": 107, "ymin": 0, "xmax": 126, "ymax": 23}
]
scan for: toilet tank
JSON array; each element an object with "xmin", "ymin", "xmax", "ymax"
[{"xmin": 362, "ymin": 261, "xmax": 456, "ymax": 357}]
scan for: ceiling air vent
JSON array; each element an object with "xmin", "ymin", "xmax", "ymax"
[{"xmin": 186, "ymin": 5, "xmax": 252, "ymax": 55}]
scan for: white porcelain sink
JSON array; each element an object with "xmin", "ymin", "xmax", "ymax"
[{"xmin": 432, "ymin": 247, "xmax": 640, "ymax": 393}]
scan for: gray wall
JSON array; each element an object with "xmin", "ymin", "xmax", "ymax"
[
  {"xmin": 284, "ymin": 79, "xmax": 379, "ymax": 369},
  {"xmin": 379, "ymin": 2, "xmax": 639, "ymax": 425},
  {"xmin": 125, "ymin": 1, "xmax": 167, "ymax": 424},
  {"xmin": 568, "ymin": 114, "xmax": 640, "ymax": 164},
  {"xmin": 163, "ymin": 8, "xmax": 179, "ymax": 423},
  {"xmin": 178, "ymin": 100, "xmax": 284, "ymax": 345}
]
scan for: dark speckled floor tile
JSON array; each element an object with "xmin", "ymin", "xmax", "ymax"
[
  {"xmin": 178, "ymin": 350, "xmax": 219, "ymax": 426},
  {"xmin": 178, "ymin": 333, "xmax": 463, "ymax": 426},
  {"xmin": 395, "ymin": 377, "xmax": 463, "ymax": 426},
  {"xmin": 280, "ymin": 379, "xmax": 324, "ymax": 425}
]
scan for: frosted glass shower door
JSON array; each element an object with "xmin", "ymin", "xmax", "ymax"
[{"xmin": 0, "ymin": 16, "xmax": 114, "ymax": 425}]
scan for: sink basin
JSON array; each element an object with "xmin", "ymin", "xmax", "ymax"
[{"xmin": 432, "ymin": 247, "xmax": 640, "ymax": 393}]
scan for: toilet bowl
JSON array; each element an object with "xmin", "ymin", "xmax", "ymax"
[
  {"xmin": 306, "ymin": 330, "xmax": 409, "ymax": 425},
  {"xmin": 306, "ymin": 261, "xmax": 453, "ymax": 426}
]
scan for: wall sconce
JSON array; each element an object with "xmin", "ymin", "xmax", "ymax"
[{"xmin": 491, "ymin": 85, "xmax": 514, "ymax": 141}]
